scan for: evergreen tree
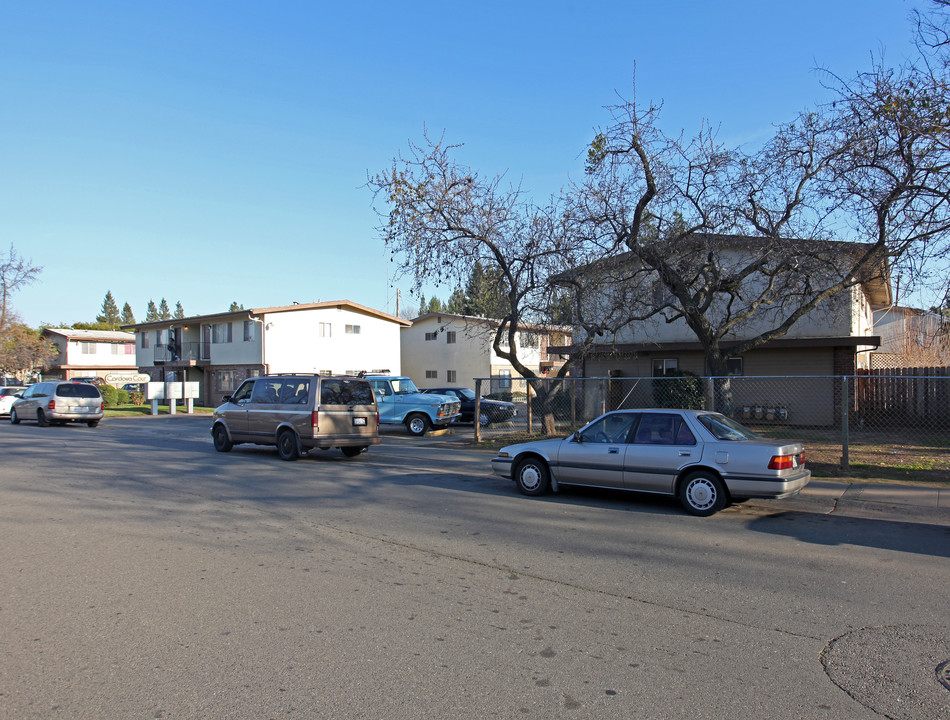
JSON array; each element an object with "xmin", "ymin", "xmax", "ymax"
[
  {"xmin": 96, "ymin": 291, "xmax": 121, "ymax": 329},
  {"xmin": 229, "ymin": 301, "xmax": 244, "ymax": 311},
  {"xmin": 121, "ymin": 302, "xmax": 136, "ymax": 325},
  {"xmin": 417, "ymin": 293, "xmax": 426, "ymax": 316},
  {"xmin": 145, "ymin": 300, "xmax": 158, "ymax": 322},
  {"xmin": 173, "ymin": 301, "xmax": 185, "ymax": 319},
  {"xmin": 445, "ymin": 287, "xmax": 466, "ymax": 314},
  {"xmin": 465, "ymin": 261, "xmax": 507, "ymax": 317},
  {"xmin": 158, "ymin": 298, "xmax": 171, "ymax": 320},
  {"xmin": 427, "ymin": 296, "xmax": 444, "ymax": 313}
]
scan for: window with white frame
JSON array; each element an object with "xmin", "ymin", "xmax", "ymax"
[
  {"xmin": 425, "ymin": 370, "xmax": 437, "ymax": 379},
  {"xmin": 726, "ymin": 357, "xmax": 744, "ymax": 376},
  {"xmin": 425, "ymin": 331, "xmax": 437, "ymax": 341},
  {"xmin": 652, "ymin": 358, "xmax": 678, "ymax": 376},
  {"xmin": 519, "ymin": 332, "xmax": 539, "ymax": 348},
  {"xmin": 318, "ymin": 370, "xmax": 332, "ymax": 376},
  {"xmin": 141, "ymin": 333, "xmax": 149, "ymax": 349},
  {"xmin": 446, "ymin": 331, "xmax": 456, "ymax": 344},
  {"xmin": 243, "ymin": 321, "xmax": 256, "ymax": 342},
  {"xmin": 446, "ymin": 370, "xmax": 457, "ymax": 383},
  {"xmin": 345, "ymin": 324, "xmax": 360, "ymax": 334},
  {"xmin": 80, "ymin": 342, "xmax": 96, "ymax": 354},
  {"xmin": 498, "ymin": 369, "xmax": 511, "ymax": 388},
  {"xmin": 319, "ymin": 322, "xmax": 331, "ymax": 337}
]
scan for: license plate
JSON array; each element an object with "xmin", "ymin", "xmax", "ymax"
[
  {"xmin": 74, "ymin": 406, "xmax": 88, "ymax": 413},
  {"xmin": 352, "ymin": 417, "xmax": 367, "ymax": 426}
]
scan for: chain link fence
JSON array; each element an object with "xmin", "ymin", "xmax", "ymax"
[{"xmin": 470, "ymin": 373, "xmax": 950, "ymax": 475}]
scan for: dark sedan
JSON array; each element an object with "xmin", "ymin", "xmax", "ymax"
[{"xmin": 421, "ymin": 387, "xmax": 517, "ymax": 426}]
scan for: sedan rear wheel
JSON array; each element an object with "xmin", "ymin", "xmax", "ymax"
[
  {"xmin": 678, "ymin": 471, "xmax": 727, "ymax": 516},
  {"xmin": 515, "ymin": 456, "xmax": 550, "ymax": 496}
]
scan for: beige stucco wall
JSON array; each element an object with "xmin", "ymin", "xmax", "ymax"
[{"xmin": 402, "ymin": 316, "xmax": 547, "ymax": 388}]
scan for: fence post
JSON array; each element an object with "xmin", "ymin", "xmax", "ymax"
[
  {"xmin": 525, "ymin": 379, "xmax": 532, "ymax": 434},
  {"xmin": 840, "ymin": 375, "xmax": 850, "ymax": 470},
  {"xmin": 474, "ymin": 378, "xmax": 482, "ymax": 444}
]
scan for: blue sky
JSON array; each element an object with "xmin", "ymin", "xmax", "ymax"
[{"xmin": 1, "ymin": 0, "xmax": 927, "ymax": 327}]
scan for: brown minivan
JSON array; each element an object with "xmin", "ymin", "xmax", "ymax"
[{"xmin": 211, "ymin": 375, "xmax": 379, "ymax": 460}]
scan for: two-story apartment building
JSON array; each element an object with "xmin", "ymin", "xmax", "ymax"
[
  {"xmin": 401, "ymin": 313, "xmax": 570, "ymax": 391},
  {"xmin": 124, "ymin": 301, "xmax": 409, "ymax": 406},
  {"xmin": 40, "ymin": 328, "xmax": 138, "ymax": 382}
]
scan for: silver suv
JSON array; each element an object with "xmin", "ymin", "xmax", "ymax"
[
  {"xmin": 10, "ymin": 381, "xmax": 104, "ymax": 427},
  {"xmin": 211, "ymin": 375, "xmax": 380, "ymax": 460}
]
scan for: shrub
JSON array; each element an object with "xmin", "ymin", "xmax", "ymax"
[
  {"xmin": 99, "ymin": 384, "xmax": 119, "ymax": 408},
  {"xmin": 116, "ymin": 388, "xmax": 130, "ymax": 405},
  {"xmin": 129, "ymin": 391, "xmax": 145, "ymax": 406},
  {"xmin": 652, "ymin": 370, "xmax": 706, "ymax": 409}
]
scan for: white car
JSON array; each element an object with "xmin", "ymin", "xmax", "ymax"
[
  {"xmin": 491, "ymin": 408, "xmax": 810, "ymax": 516},
  {"xmin": 0, "ymin": 386, "xmax": 26, "ymax": 415}
]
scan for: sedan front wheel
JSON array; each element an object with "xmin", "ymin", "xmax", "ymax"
[{"xmin": 515, "ymin": 457, "xmax": 550, "ymax": 496}]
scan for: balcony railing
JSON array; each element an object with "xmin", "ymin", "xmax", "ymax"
[{"xmin": 152, "ymin": 342, "xmax": 206, "ymax": 364}]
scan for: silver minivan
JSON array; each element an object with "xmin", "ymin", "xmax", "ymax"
[
  {"xmin": 10, "ymin": 381, "xmax": 104, "ymax": 427},
  {"xmin": 211, "ymin": 375, "xmax": 380, "ymax": 460}
]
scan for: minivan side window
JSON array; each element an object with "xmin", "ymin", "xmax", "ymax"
[
  {"xmin": 231, "ymin": 381, "xmax": 254, "ymax": 403},
  {"xmin": 278, "ymin": 379, "xmax": 310, "ymax": 404},
  {"xmin": 250, "ymin": 379, "xmax": 282, "ymax": 404}
]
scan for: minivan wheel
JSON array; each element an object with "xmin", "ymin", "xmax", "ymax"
[
  {"xmin": 86, "ymin": 420, "xmax": 99, "ymax": 428},
  {"xmin": 10, "ymin": 408, "xmax": 19, "ymax": 424},
  {"xmin": 341, "ymin": 446, "xmax": 366, "ymax": 458},
  {"xmin": 678, "ymin": 471, "xmax": 727, "ymax": 516},
  {"xmin": 406, "ymin": 413, "xmax": 429, "ymax": 436},
  {"xmin": 37, "ymin": 409, "xmax": 49, "ymax": 427},
  {"xmin": 277, "ymin": 429, "xmax": 299, "ymax": 461},
  {"xmin": 212, "ymin": 424, "xmax": 233, "ymax": 452},
  {"xmin": 515, "ymin": 457, "xmax": 551, "ymax": 496}
]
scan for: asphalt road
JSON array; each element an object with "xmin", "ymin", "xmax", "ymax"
[{"xmin": 1, "ymin": 416, "xmax": 948, "ymax": 719}]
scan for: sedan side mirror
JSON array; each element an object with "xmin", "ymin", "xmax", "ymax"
[{"xmin": 571, "ymin": 431, "xmax": 583, "ymax": 443}]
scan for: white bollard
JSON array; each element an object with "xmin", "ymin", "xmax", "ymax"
[{"xmin": 151, "ymin": 399, "xmax": 159, "ymax": 416}]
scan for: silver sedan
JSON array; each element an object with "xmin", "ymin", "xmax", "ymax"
[{"xmin": 490, "ymin": 409, "xmax": 810, "ymax": 516}]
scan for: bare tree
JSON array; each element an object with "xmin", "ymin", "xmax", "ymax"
[{"xmin": 0, "ymin": 245, "xmax": 41, "ymax": 330}]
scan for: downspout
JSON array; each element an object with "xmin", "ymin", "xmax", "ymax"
[{"xmin": 249, "ymin": 313, "xmax": 267, "ymax": 374}]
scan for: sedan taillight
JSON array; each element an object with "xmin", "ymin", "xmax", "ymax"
[{"xmin": 768, "ymin": 455, "xmax": 796, "ymax": 470}]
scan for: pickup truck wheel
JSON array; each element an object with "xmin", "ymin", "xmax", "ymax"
[
  {"xmin": 406, "ymin": 413, "xmax": 429, "ymax": 436},
  {"xmin": 277, "ymin": 429, "xmax": 299, "ymax": 461}
]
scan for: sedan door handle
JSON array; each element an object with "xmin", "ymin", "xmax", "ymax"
[
  {"xmin": 679, "ymin": 451, "xmax": 692, "ymax": 456},
  {"xmin": 608, "ymin": 447, "xmax": 620, "ymax": 454}
]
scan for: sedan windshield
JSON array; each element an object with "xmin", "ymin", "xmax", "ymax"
[{"xmin": 697, "ymin": 413, "xmax": 761, "ymax": 441}]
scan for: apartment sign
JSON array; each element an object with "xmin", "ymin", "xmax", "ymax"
[{"xmin": 105, "ymin": 372, "xmax": 152, "ymax": 386}]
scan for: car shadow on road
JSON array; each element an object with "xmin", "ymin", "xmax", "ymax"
[{"xmin": 745, "ymin": 510, "xmax": 950, "ymax": 558}]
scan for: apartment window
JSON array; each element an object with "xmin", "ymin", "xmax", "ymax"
[
  {"xmin": 141, "ymin": 334, "xmax": 149, "ymax": 349},
  {"xmin": 498, "ymin": 369, "xmax": 511, "ymax": 389},
  {"xmin": 345, "ymin": 324, "xmax": 361, "ymax": 334},
  {"xmin": 319, "ymin": 322, "xmax": 331, "ymax": 338},
  {"xmin": 80, "ymin": 342, "xmax": 96, "ymax": 354},
  {"xmin": 446, "ymin": 370, "xmax": 457, "ymax": 383},
  {"xmin": 446, "ymin": 331, "xmax": 456, "ymax": 344},
  {"xmin": 212, "ymin": 323, "xmax": 232, "ymax": 343},
  {"xmin": 425, "ymin": 331, "xmax": 438, "ymax": 341},
  {"xmin": 318, "ymin": 370, "xmax": 332, "ymax": 376},
  {"xmin": 214, "ymin": 370, "xmax": 236, "ymax": 392},
  {"xmin": 652, "ymin": 358, "xmax": 679, "ymax": 376},
  {"xmin": 519, "ymin": 332, "xmax": 539, "ymax": 348},
  {"xmin": 726, "ymin": 357, "xmax": 744, "ymax": 376},
  {"xmin": 243, "ymin": 321, "xmax": 257, "ymax": 342},
  {"xmin": 425, "ymin": 370, "xmax": 438, "ymax": 379},
  {"xmin": 652, "ymin": 280, "xmax": 675, "ymax": 306},
  {"xmin": 111, "ymin": 343, "xmax": 134, "ymax": 355}
]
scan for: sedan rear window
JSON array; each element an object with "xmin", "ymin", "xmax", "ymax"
[
  {"xmin": 697, "ymin": 414, "xmax": 760, "ymax": 441},
  {"xmin": 56, "ymin": 383, "xmax": 102, "ymax": 399}
]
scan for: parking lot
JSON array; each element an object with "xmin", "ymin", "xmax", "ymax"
[{"xmin": 1, "ymin": 415, "xmax": 948, "ymax": 719}]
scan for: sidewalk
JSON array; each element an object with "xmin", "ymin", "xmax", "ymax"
[{"xmin": 758, "ymin": 479, "xmax": 950, "ymax": 525}]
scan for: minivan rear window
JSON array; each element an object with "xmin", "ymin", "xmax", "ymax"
[
  {"xmin": 321, "ymin": 379, "xmax": 374, "ymax": 405},
  {"xmin": 56, "ymin": 383, "xmax": 102, "ymax": 398}
]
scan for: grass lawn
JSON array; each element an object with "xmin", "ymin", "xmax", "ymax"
[{"xmin": 104, "ymin": 404, "xmax": 216, "ymax": 417}]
